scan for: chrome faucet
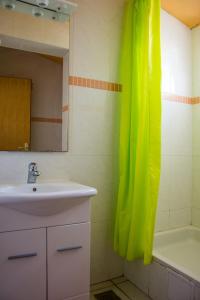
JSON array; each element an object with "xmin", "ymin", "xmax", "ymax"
[{"xmin": 27, "ymin": 162, "xmax": 40, "ymax": 184}]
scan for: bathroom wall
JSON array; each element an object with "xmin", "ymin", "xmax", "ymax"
[
  {"xmin": 192, "ymin": 26, "xmax": 200, "ymax": 228},
  {"xmin": 0, "ymin": 0, "xmax": 125, "ymax": 283},
  {"xmin": 155, "ymin": 10, "xmax": 193, "ymax": 232}
]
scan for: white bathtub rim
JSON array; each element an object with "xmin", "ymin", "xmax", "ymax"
[
  {"xmin": 153, "ymin": 225, "xmax": 200, "ymax": 284},
  {"xmin": 154, "ymin": 225, "xmax": 200, "ymax": 238},
  {"xmin": 153, "ymin": 253, "xmax": 200, "ymax": 284}
]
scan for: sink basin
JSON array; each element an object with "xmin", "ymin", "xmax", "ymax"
[{"xmin": 0, "ymin": 182, "xmax": 97, "ymax": 216}]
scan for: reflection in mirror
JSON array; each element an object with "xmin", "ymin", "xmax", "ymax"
[
  {"xmin": 0, "ymin": 48, "xmax": 65, "ymax": 151},
  {"xmin": 0, "ymin": 0, "xmax": 74, "ymax": 152}
]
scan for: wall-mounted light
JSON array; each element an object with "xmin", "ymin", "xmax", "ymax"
[
  {"xmin": 2, "ymin": 0, "xmax": 15, "ymax": 10},
  {"xmin": 0, "ymin": 0, "xmax": 77, "ymax": 22},
  {"xmin": 36, "ymin": 0, "xmax": 49, "ymax": 8},
  {"xmin": 32, "ymin": 6, "xmax": 44, "ymax": 17}
]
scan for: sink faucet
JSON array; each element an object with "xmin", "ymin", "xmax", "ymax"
[{"xmin": 27, "ymin": 162, "xmax": 40, "ymax": 184}]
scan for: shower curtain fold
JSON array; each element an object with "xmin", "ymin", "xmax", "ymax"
[{"xmin": 114, "ymin": 0, "xmax": 161, "ymax": 264}]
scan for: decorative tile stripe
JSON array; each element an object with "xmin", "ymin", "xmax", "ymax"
[
  {"xmin": 69, "ymin": 76, "xmax": 122, "ymax": 92},
  {"xmin": 62, "ymin": 105, "xmax": 69, "ymax": 112},
  {"xmin": 192, "ymin": 97, "xmax": 200, "ymax": 105},
  {"xmin": 67, "ymin": 79, "xmax": 200, "ymax": 104},
  {"xmin": 31, "ymin": 117, "xmax": 62, "ymax": 124},
  {"xmin": 163, "ymin": 93, "xmax": 200, "ymax": 105},
  {"xmin": 162, "ymin": 93, "xmax": 192, "ymax": 104}
]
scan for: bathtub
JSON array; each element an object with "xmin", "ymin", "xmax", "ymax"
[
  {"xmin": 124, "ymin": 226, "xmax": 200, "ymax": 300},
  {"xmin": 153, "ymin": 226, "xmax": 200, "ymax": 282}
]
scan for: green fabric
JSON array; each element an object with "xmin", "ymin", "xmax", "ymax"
[{"xmin": 114, "ymin": 0, "xmax": 161, "ymax": 264}]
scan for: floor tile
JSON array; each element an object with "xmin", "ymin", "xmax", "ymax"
[
  {"xmin": 111, "ymin": 276, "xmax": 127, "ymax": 285},
  {"xmin": 117, "ymin": 281, "xmax": 150, "ymax": 300},
  {"xmin": 90, "ymin": 286, "xmax": 130, "ymax": 300},
  {"xmin": 91, "ymin": 281, "xmax": 113, "ymax": 292}
]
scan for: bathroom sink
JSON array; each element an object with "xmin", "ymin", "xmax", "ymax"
[{"xmin": 0, "ymin": 182, "xmax": 97, "ymax": 216}]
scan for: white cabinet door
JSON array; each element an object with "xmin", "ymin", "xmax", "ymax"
[
  {"xmin": 0, "ymin": 228, "xmax": 46, "ymax": 300},
  {"xmin": 48, "ymin": 223, "xmax": 90, "ymax": 300}
]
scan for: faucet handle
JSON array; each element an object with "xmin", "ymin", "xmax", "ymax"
[
  {"xmin": 29, "ymin": 162, "xmax": 36, "ymax": 165},
  {"xmin": 28, "ymin": 162, "xmax": 38, "ymax": 172},
  {"xmin": 27, "ymin": 162, "xmax": 40, "ymax": 184},
  {"xmin": 33, "ymin": 170, "xmax": 40, "ymax": 177}
]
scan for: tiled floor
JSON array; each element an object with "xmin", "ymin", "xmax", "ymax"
[{"xmin": 90, "ymin": 276, "xmax": 151, "ymax": 300}]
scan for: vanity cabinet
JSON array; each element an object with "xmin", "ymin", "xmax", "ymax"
[
  {"xmin": 0, "ymin": 206, "xmax": 91, "ymax": 300},
  {"xmin": 0, "ymin": 228, "xmax": 46, "ymax": 300},
  {"xmin": 48, "ymin": 223, "xmax": 90, "ymax": 300}
]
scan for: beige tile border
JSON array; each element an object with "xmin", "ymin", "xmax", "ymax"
[
  {"xmin": 192, "ymin": 97, "xmax": 200, "ymax": 104},
  {"xmin": 31, "ymin": 105, "xmax": 68, "ymax": 124},
  {"xmin": 68, "ymin": 78, "xmax": 200, "ymax": 105},
  {"xmin": 162, "ymin": 93, "xmax": 192, "ymax": 104},
  {"xmin": 69, "ymin": 76, "xmax": 122, "ymax": 92},
  {"xmin": 163, "ymin": 93, "xmax": 200, "ymax": 105},
  {"xmin": 31, "ymin": 117, "xmax": 62, "ymax": 124}
]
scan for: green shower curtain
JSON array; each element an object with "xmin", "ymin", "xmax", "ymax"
[{"xmin": 114, "ymin": 0, "xmax": 161, "ymax": 264}]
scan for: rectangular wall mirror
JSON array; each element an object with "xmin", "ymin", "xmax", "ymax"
[{"xmin": 0, "ymin": 0, "xmax": 71, "ymax": 152}]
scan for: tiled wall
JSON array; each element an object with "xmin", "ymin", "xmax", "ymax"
[
  {"xmin": 69, "ymin": 0, "xmax": 125, "ymax": 282},
  {"xmin": 155, "ymin": 10, "xmax": 193, "ymax": 232},
  {"xmin": 192, "ymin": 26, "xmax": 200, "ymax": 228},
  {"xmin": 0, "ymin": 0, "xmax": 125, "ymax": 284}
]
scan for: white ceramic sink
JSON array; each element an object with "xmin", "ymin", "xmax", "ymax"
[{"xmin": 0, "ymin": 182, "xmax": 97, "ymax": 216}]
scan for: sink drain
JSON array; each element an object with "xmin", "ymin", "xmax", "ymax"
[{"xmin": 32, "ymin": 187, "xmax": 37, "ymax": 192}]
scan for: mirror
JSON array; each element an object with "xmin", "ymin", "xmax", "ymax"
[{"xmin": 0, "ymin": 0, "xmax": 71, "ymax": 152}]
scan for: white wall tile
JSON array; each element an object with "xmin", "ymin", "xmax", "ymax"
[
  {"xmin": 193, "ymin": 106, "xmax": 200, "ymax": 156},
  {"xmin": 124, "ymin": 260, "xmax": 150, "ymax": 294},
  {"xmin": 155, "ymin": 210, "xmax": 169, "ymax": 232},
  {"xmin": 70, "ymin": 0, "xmax": 124, "ymax": 82},
  {"xmin": 157, "ymin": 154, "xmax": 192, "ymax": 232},
  {"xmin": 169, "ymin": 208, "xmax": 191, "ymax": 229},
  {"xmin": 70, "ymin": 87, "xmax": 115, "ymax": 156},
  {"xmin": 90, "ymin": 221, "xmax": 111, "ymax": 284},
  {"xmin": 90, "ymin": 220, "xmax": 123, "ymax": 284},
  {"xmin": 192, "ymin": 208, "xmax": 200, "ymax": 228},
  {"xmin": 191, "ymin": 27, "xmax": 200, "ymax": 227},
  {"xmin": 158, "ymin": 156, "xmax": 171, "ymax": 212},
  {"xmin": 0, "ymin": 152, "xmax": 71, "ymax": 184},
  {"xmin": 161, "ymin": 102, "xmax": 192, "ymax": 156},
  {"xmin": 192, "ymin": 156, "xmax": 200, "ymax": 209},
  {"xmin": 157, "ymin": 10, "xmax": 193, "ymax": 233},
  {"xmin": 192, "ymin": 26, "xmax": 200, "ymax": 97},
  {"xmin": 169, "ymin": 156, "xmax": 192, "ymax": 211},
  {"xmin": 161, "ymin": 10, "xmax": 192, "ymax": 96}
]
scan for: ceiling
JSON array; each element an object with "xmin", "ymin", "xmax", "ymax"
[{"xmin": 161, "ymin": 0, "xmax": 200, "ymax": 29}]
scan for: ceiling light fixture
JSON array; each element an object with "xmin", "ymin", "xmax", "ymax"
[
  {"xmin": 3, "ymin": 0, "xmax": 15, "ymax": 10},
  {"xmin": 0, "ymin": 0, "xmax": 77, "ymax": 22},
  {"xmin": 36, "ymin": 0, "xmax": 48, "ymax": 8},
  {"xmin": 32, "ymin": 6, "xmax": 43, "ymax": 17}
]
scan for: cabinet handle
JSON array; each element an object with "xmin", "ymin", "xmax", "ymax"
[
  {"xmin": 57, "ymin": 246, "xmax": 82, "ymax": 252},
  {"xmin": 8, "ymin": 252, "xmax": 37, "ymax": 260}
]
